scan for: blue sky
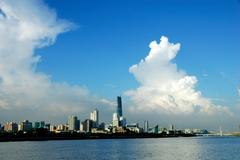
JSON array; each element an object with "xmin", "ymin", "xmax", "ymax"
[
  {"xmin": 38, "ymin": 0, "xmax": 240, "ymax": 105},
  {"xmin": 0, "ymin": 0, "xmax": 240, "ymax": 130}
]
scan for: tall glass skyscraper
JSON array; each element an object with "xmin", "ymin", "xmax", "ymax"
[
  {"xmin": 113, "ymin": 96, "xmax": 126, "ymax": 127},
  {"xmin": 117, "ymin": 96, "xmax": 122, "ymax": 117}
]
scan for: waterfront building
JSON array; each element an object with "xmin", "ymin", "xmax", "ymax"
[
  {"xmin": 4, "ymin": 122, "xmax": 18, "ymax": 132},
  {"xmin": 112, "ymin": 126, "xmax": 126, "ymax": 133},
  {"xmin": 104, "ymin": 124, "xmax": 111, "ymax": 132},
  {"xmin": 34, "ymin": 122, "xmax": 40, "ymax": 129},
  {"xmin": 160, "ymin": 128, "xmax": 168, "ymax": 134},
  {"xmin": 149, "ymin": 125, "xmax": 159, "ymax": 134},
  {"xmin": 169, "ymin": 124, "xmax": 174, "ymax": 131},
  {"xmin": 68, "ymin": 115, "xmax": 78, "ymax": 131},
  {"xmin": 98, "ymin": 122, "xmax": 105, "ymax": 130},
  {"xmin": 80, "ymin": 122, "xmax": 84, "ymax": 132},
  {"xmin": 76, "ymin": 119, "xmax": 80, "ymax": 131},
  {"xmin": 86, "ymin": 119, "xmax": 92, "ymax": 133},
  {"xmin": 40, "ymin": 121, "xmax": 45, "ymax": 128},
  {"xmin": 112, "ymin": 96, "xmax": 127, "ymax": 128},
  {"xmin": 117, "ymin": 96, "xmax": 123, "ymax": 117},
  {"xmin": 119, "ymin": 117, "xmax": 127, "ymax": 127},
  {"xmin": 112, "ymin": 112, "xmax": 119, "ymax": 127},
  {"xmin": 19, "ymin": 120, "xmax": 32, "ymax": 132},
  {"xmin": 45, "ymin": 123, "xmax": 50, "ymax": 131},
  {"xmin": 116, "ymin": 96, "xmax": 127, "ymax": 127},
  {"xmin": 56, "ymin": 124, "xmax": 68, "ymax": 132},
  {"xmin": 81, "ymin": 119, "xmax": 93, "ymax": 133},
  {"xmin": 34, "ymin": 121, "xmax": 45, "ymax": 129},
  {"xmin": 90, "ymin": 109, "xmax": 99, "ymax": 128},
  {"xmin": 144, "ymin": 120, "xmax": 149, "ymax": 133},
  {"xmin": 184, "ymin": 128, "xmax": 209, "ymax": 135},
  {"xmin": 50, "ymin": 125, "xmax": 56, "ymax": 132},
  {"xmin": 126, "ymin": 123, "xmax": 143, "ymax": 133},
  {"xmin": 18, "ymin": 124, "xmax": 21, "ymax": 131}
]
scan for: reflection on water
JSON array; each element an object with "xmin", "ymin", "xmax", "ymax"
[{"xmin": 0, "ymin": 137, "xmax": 239, "ymax": 160}]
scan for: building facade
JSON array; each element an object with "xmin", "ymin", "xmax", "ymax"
[
  {"xmin": 117, "ymin": 96, "xmax": 122, "ymax": 117},
  {"xmin": 4, "ymin": 122, "xmax": 18, "ymax": 132},
  {"xmin": 144, "ymin": 120, "xmax": 149, "ymax": 133},
  {"xmin": 81, "ymin": 119, "xmax": 93, "ymax": 133},
  {"xmin": 68, "ymin": 115, "xmax": 78, "ymax": 131},
  {"xmin": 90, "ymin": 109, "xmax": 99, "ymax": 128},
  {"xmin": 34, "ymin": 121, "xmax": 45, "ymax": 129},
  {"xmin": 112, "ymin": 112, "xmax": 119, "ymax": 127},
  {"xmin": 19, "ymin": 120, "xmax": 32, "ymax": 132}
]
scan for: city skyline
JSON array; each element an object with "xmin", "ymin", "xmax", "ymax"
[
  {"xmin": 0, "ymin": 96, "xmax": 211, "ymax": 136},
  {"xmin": 0, "ymin": 0, "xmax": 240, "ymax": 131}
]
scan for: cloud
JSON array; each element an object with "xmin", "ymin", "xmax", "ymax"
[
  {"xmin": 0, "ymin": 0, "xmax": 114, "ymax": 121},
  {"xmin": 238, "ymin": 88, "xmax": 240, "ymax": 96},
  {"xmin": 125, "ymin": 36, "xmax": 231, "ymax": 115}
]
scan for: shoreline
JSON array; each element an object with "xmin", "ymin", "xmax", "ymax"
[{"xmin": 0, "ymin": 133, "xmax": 196, "ymax": 142}]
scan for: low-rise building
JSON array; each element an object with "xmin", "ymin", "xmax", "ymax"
[
  {"xmin": 184, "ymin": 128, "xmax": 209, "ymax": 134},
  {"xmin": 149, "ymin": 125, "xmax": 159, "ymax": 134},
  {"xmin": 4, "ymin": 122, "xmax": 18, "ymax": 132},
  {"xmin": 50, "ymin": 125, "xmax": 56, "ymax": 132},
  {"xmin": 126, "ymin": 123, "xmax": 143, "ymax": 133},
  {"xmin": 112, "ymin": 126, "xmax": 127, "ymax": 134}
]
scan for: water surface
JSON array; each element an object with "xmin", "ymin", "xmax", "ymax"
[{"xmin": 0, "ymin": 137, "xmax": 239, "ymax": 160}]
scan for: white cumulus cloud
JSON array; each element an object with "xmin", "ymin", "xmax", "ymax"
[
  {"xmin": 0, "ymin": 0, "xmax": 113, "ymax": 121},
  {"xmin": 125, "ymin": 36, "xmax": 231, "ymax": 115}
]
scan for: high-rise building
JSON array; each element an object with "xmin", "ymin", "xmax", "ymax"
[
  {"xmin": 113, "ymin": 96, "xmax": 126, "ymax": 127},
  {"xmin": 112, "ymin": 112, "xmax": 119, "ymax": 127},
  {"xmin": 40, "ymin": 121, "xmax": 45, "ymax": 128},
  {"xmin": 169, "ymin": 124, "xmax": 174, "ymax": 131},
  {"xmin": 76, "ymin": 119, "xmax": 80, "ymax": 131},
  {"xmin": 68, "ymin": 115, "xmax": 78, "ymax": 131},
  {"xmin": 80, "ymin": 122, "xmax": 84, "ymax": 132},
  {"xmin": 119, "ymin": 116, "xmax": 127, "ymax": 127},
  {"xmin": 19, "ymin": 120, "xmax": 32, "ymax": 132},
  {"xmin": 82, "ymin": 119, "xmax": 93, "ymax": 133},
  {"xmin": 117, "ymin": 96, "xmax": 123, "ymax": 117},
  {"xmin": 34, "ymin": 121, "xmax": 45, "ymax": 129},
  {"xmin": 34, "ymin": 122, "xmax": 40, "ymax": 129},
  {"xmin": 90, "ymin": 109, "xmax": 99, "ymax": 128},
  {"xmin": 144, "ymin": 120, "xmax": 149, "ymax": 133}
]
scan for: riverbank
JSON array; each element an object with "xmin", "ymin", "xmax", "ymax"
[{"xmin": 0, "ymin": 133, "xmax": 196, "ymax": 142}]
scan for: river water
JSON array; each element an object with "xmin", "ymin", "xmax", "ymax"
[{"xmin": 0, "ymin": 137, "xmax": 239, "ymax": 160}]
